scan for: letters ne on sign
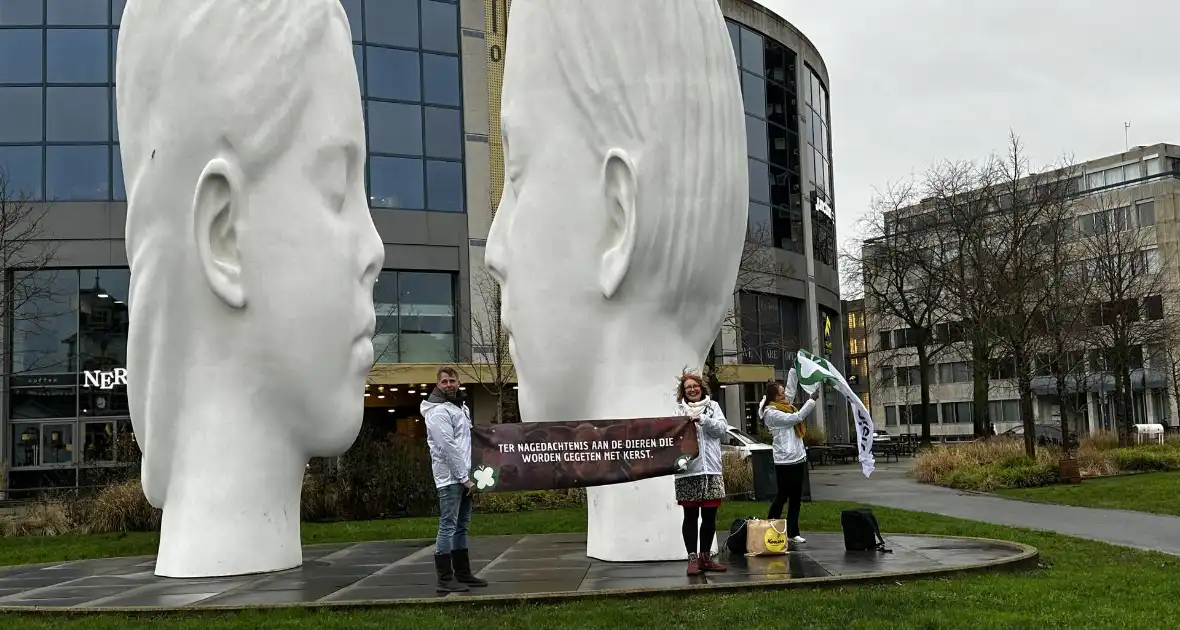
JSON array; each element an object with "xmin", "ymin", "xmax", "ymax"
[{"xmin": 83, "ymin": 368, "xmax": 128, "ymax": 390}]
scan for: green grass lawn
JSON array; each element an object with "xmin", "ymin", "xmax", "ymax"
[
  {"xmin": 998, "ymin": 471, "xmax": 1180, "ymax": 516},
  {"xmin": 3, "ymin": 501, "xmax": 1180, "ymax": 629}
]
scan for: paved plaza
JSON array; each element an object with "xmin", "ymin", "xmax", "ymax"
[{"xmin": 0, "ymin": 532, "xmax": 1034, "ymax": 611}]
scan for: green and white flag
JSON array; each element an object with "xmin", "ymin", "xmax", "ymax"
[{"xmin": 795, "ymin": 349, "xmax": 876, "ymax": 478}]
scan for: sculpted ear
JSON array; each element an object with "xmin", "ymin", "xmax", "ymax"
[
  {"xmin": 193, "ymin": 157, "xmax": 247, "ymax": 309},
  {"xmin": 599, "ymin": 149, "xmax": 638, "ymax": 300}
]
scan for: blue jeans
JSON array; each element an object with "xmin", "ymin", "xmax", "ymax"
[{"xmin": 435, "ymin": 483, "xmax": 472, "ymax": 555}]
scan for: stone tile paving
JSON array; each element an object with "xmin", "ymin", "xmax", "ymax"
[{"xmin": 0, "ymin": 532, "xmax": 1033, "ymax": 610}]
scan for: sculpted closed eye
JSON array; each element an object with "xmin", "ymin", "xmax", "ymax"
[{"xmin": 310, "ymin": 145, "xmax": 352, "ymax": 212}]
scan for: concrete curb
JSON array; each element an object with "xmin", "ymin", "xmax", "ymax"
[{"xmin": 0, "ymin": 534, "xmax": 1039, "ymax": 617}]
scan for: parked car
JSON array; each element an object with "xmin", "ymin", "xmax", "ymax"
[
  {"xmin": 1002, "ymin": 424, "xmax": 1077, "ymax": 447},
  {"xmin": 872, "ymin": 429, "xmax": 891, "ymax": 443},
  {"xmin": 721, "ymin": 427, "xmax": 773, "ymax": 459}
]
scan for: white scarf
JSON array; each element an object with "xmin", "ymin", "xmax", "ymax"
[{"xmin": 681, "ymin": 396, "xmax": 711, "ymax": 419}]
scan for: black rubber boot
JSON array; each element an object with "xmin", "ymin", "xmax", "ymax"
[
  {"xmin": 435, "ymin": 553, "xmax": 469, "ymax": 593},
  {"xmin": 452, "ymin": 548, "xmax": 487, "ymax": 587}
]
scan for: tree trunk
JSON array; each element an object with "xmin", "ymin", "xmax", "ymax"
[
  {"xmin": 1016, "ymin": 352, "xmax": 1036, "ymax": 458},
  {"xmin": 971, "ymin": 340, "xmax": 990, "ymax": 437},
  {"xmin": 1056, "ymin": 385, "xmax": 1072, "ymax": 457},
  {"xmin": 1114, "ymin": 364, "xmax": 1132, "ymax": 447},
  {"xmin": 704, "ymin": 343, "xmax": 724, "ymax": 402},
  {"xmin": 917, "ymin": 346, "xmax": 933, "ymax": 446}
]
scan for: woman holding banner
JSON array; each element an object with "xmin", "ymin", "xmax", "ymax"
[
  {"xmin": 674, "ymin": 373, "xmax": 731, "ymax": 575},
  {"xmin": 760, "ymin": 371, "xmax": 820, "ymax": 544}
]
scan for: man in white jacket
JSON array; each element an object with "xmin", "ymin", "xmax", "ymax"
[{"xmin": 422, "ymin": 366, "xmax": 487, "ymax": 593}]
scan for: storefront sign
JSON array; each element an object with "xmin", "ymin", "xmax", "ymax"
[
  {"xmin": 823, "ymin": 313, "xmax": 833, "ymax": 357},
  {"xmin": 83, "ymin": 368, "xmax": 128, "ymax": 390},
  {"xmin": 469, "ymin": 416, "xmax": 700, "ymax": 493}
]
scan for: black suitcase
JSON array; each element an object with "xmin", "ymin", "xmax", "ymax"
[{"xmin": 840, "ymin": 508, "xmax": 892, "ymax": 553}]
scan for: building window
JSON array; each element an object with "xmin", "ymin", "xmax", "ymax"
[
  {"xmin": 938, "ymin": 362, "xmax": 972, "ymax": 384},
  {"xmin": 1144, "ymin": 295, "xmax": 1164, "ymax": 321},
  {"xmin": 11, "ymin": 270, "xmax": 80, "ymax": 375},
  {"xmin": 849, "ymin": 336, "xmax": 866, "ymax": 354},
  {"xmin": 366, "ymin": 46, "xmax": 421, "ymax": 101},
  {"xmin": 727, "ymin": 20, "xmax": 803, "ymax": 253},
  {"xmin": 885, "ymin": 406, "xmax": 897, "ymax": 427},
  {"xmin": 358, "ymin": 0, "xmax": 464, "ymax": 213},
  {"xmin": 0, "ymin": 29, "xmax": 44, "ymax": 82},
  {"xmin": 941, "ymin": 401, "xmax": 974, "ymax": 424},
  {"xmin": 1137, "ymin": 200, "xmax": 1156, "ymax": 227},
  {"xmin": 46, "ymin": 145, "xmax": 109, "ymax": 201},
  {"xmin": 0, "ymin": 87, "xmax": 42, "ymax": 143},
  {"xmin": 738, "ymin": 291, "xmax": 805, "ymax": 370},
  {"xmin": 988, "ymin": 400, "xmax": 1021, "ymax": 425},
  {"xmin": 369, "ymin": 156, "xmax": 424, "ymax": 210},
  {"xmin": 373, "ymin": 270, "xmax": 457, "ymax": 364}
]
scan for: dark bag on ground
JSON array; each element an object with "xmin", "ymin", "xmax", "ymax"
[
  {"xmin": 840, "ymin": 508, "xmax": 892, "ymax": 553},
  {"xmin": 725, "ymin": 517, "xmax": 751, "ymax": 554}
]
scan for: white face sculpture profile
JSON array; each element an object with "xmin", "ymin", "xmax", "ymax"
[
  {"xmin": 116, "ymin": 0, "xmax": 383, "ymax": 577},
  {"xmin": 485, "ymin": 0, "xmax": 747, "ymax": 561}
]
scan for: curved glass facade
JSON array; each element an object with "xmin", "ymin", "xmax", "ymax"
[
  {"xmin": 0, "ymin": 0, "xmax": 464, "ymax": 212},
  {"xmin": 343, "ymin": 0, "xmax": 465, "ymax": 213},
  {"xmin": 0, "ymin": 0, "xmax": 127, "ymax": 202},
  {"xmin": 725, "ymin": 19, "xmax": 804, "ymax": 255}
]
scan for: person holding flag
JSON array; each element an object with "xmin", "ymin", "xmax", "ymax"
[
  {"xmin": 794, "ymin": 348, "xmax": 876, "ymax": 478},
  {"xmin": 760, "ymin": 372, "xmax": 820, "ymax": 544}
]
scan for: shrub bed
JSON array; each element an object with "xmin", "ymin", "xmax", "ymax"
[
  {"xmin": 3, "ymin": 420, "xmax": 763, "ymax": 538},
  {"xmin": 912, "ymin": 432, "xmax": 1180, "ymax": 492}
]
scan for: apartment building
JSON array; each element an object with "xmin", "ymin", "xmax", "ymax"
[{"xmin": 865, "ymin": 144, "xmax": 1180, "ymax": 438}]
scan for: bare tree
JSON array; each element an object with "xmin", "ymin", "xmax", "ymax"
[
  {"xmin": 1035, "ymin": 192, "xmax": 1092, "ymax": 457},
  {"xmin": 953, "ymin": 135, "xmax": 1078, "ymax": 457},
  {"xmin": 1077, "ymin": 192, "xmax": 1171, "ymax": 446},
  {"xmin": 1, "ymin": 168, "xmax": 62, "ymax": 375},
  {"xmin": 706, "ymin": 222, "xmax": 796, "ymax": 395},
  {"xmin": 846, "ymin": 179, "xmax": 956, "ymax": 445},
  {"xmin": 919, "ymin": 159, "xmax": 1008, "ymax": 438},
  {"xmin": 454, "ymin": 267, "xmax": 517, "ymax": 424}
]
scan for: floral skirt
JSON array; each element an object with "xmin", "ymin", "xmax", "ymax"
[{"xmin": 675, "ymin": 474, "xmax": 725, "ymax": 508}]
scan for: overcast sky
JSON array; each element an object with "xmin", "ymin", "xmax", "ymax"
[{"xmin": 759, "ymin": 0, "xmax": 1180, "ymax": 283}]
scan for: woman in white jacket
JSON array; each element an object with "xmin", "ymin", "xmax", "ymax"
[
  {"xmin": 759, "ymin": 371, "xmax": 820, "ymax": 544},
  {"xmin": 674, "ymin": 372, "xmax": 731, "ymax": 575}
]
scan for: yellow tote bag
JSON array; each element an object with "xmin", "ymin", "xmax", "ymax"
[{"xmin": 745, "ymin": 518, "xmax": 789, "ymax": 556}]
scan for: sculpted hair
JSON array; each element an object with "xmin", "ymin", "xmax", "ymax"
[
  {"xmin": 505, "ymin": 0, "xmax": 748, "ymax": 348},
  {"xmin": 115, "ymin": 0, "xmax": 346, "ymax": 503}
]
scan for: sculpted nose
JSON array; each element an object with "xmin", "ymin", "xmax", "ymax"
[{"xmin": 359, "ymin": 217, "xmax": 384, "ymax": 288}]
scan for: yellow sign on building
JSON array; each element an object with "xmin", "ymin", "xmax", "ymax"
[{"xmin": 485, "ymin": 0, "xmax": 511, "ymax": 216}]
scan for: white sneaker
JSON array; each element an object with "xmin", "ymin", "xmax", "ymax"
[{"xmin": 791, "ymin": 536, "xmax": 807, "ymax": 544}]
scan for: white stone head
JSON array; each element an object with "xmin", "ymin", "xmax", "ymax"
[
  {"xmin": 116, "ymin": 0, "xmax": 382, "ymax": 574},
  {"xmin": 485, "ymin": 0, "xmax": 747, "ymax": 421}
]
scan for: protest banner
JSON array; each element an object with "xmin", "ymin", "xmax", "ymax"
[{"xmin": 469, "ymin": 416, "xmax": 699, "ymax": 493}]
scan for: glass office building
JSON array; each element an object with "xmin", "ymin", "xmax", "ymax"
[
  {"xmin": 718, "ymin": 1, "xmax": 845, "ymax": 439},
  {"xmin": 0, "ymin": 0, "xmax": 479, "ymax": 493},
  {"xmin": 0, "ymin": 0, "xmax": 842, "ymax": 490}
]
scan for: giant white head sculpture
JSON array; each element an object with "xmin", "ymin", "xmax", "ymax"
[
  {"xmin": 116, "ymin": 0, "xmax": 383, "ymax": 577},
  {"xmin": 484, "ymin": 0, "xmax": 747, "ymax": 562},
  {"xmin": 485, "ymin": 0, "xmax": 747, "ymax": 423}
]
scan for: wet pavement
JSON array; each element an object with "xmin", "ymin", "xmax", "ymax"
[{"xmin": 0, "ymin": 532, "xmax": 1034, "ymax": 610}]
